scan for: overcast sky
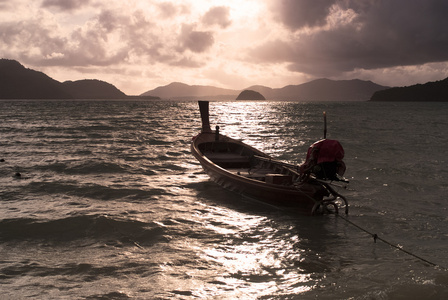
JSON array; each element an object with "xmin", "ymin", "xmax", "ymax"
[{"xmin": 1, "ymin": 0, "xmax": 448, "ymax": 95}]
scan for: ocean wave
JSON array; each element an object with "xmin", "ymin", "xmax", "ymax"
[
  {"xmin": 68, "ymin": 161, "xmax": 130, "ymax": 175},
  {"xmin": 36, "ymin": 161, "xmax": 129, "ymax": 175},
  {"xmin": 24, "ymin": 181, "xmax": 170, "ymax": 200},
  {"xmin": 0, "ymin": 215, "xmax": 166, "ymax": 245},
  {"xmin": 146, "ymin": 138, "xmax": 172, "ymax": 145},
  {"xmin": 1, "ymin": 100, "xmax": 447, "ymax": 299}
]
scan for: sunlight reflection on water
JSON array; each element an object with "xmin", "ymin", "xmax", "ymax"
[
  {"xmin": 209, "ymin": 101, "xmax": 314, "ymax": 164},
  {"xmin": 168, "ymin": 200, "xmax": 319, "ymax": 298},
  {"xmin": 1, "ymin": 100, "xmax": 447, "ymax": 299}
]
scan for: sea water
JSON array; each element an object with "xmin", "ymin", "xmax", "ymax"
[{"xmin": 0, "ymin": 100, "xmax": 447, "ymax": 299}]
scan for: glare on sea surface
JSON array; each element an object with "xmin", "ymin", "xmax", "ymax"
[
  {"xmin": 208, "ymin": 101, "xmax": 308, "ymax": 162},
  {"xmin": 211, "ymin": 102, "xmax": 277, "ymax": 146},
  {"xmin": 175, "ymin": 101, "xmax": 320, "ymax": 297},
  {"xmin": 188, "ymin": 204, "xmax": 314, "ymax": 297}
]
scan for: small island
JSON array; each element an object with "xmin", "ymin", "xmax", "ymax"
[{"xmin": 236, "ymin": 90, "xmax": 266, "ymax": 100}]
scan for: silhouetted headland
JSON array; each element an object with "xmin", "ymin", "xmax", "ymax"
[
  {"xmin": 370, "ymin": 77, "xmax": 448, "ymax": 102},
  {"xmin": 142, "ymin": 79, "xmax": 389, "ymax": 101},
  {"xmin": 4, "ymin": 58, "xmax": 447, "ymax": 102},
  {"xmin": 0, "ymin": 59, "xmax": 159, "ymax": 100}
]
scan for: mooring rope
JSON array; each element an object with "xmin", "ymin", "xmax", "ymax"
[
  {"xmin": 336, "ymin": 214, "xmax": 447, "ymax": 271},
  {"xmin": 295, "ymin": 177, "xmax": 446, "ymax": 270}
]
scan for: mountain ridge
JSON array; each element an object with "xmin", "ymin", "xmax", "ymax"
[
  {"xmin": 142, "ymin": 78, "xmax": 389, "ymax": 101},
  {"xmin": 63, "ymin": 79, "xmax": 127, "ymax": 99},
  {"xmin": 6, "ymin": 58, "xmax": 446, "ymax": 102},
  {"xmin": 370, "ymin": 77, "xmax": 448, "ymax": 102},
  {"xmin": 0, "ymin": 59, "xmax": 159, "ymax": 100},
  {"xmin": 0, "ymin": 59, "xmax": 72, "ymax": 99},
  {"xmin": 142, "ymin": 82, "xmax": 238, "ymax": 100}
]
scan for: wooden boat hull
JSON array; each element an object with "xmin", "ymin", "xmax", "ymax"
[
  {"xmin": 191, "ymin": 131, "xmax": 328, "ymax": 212},
  {"xmin": 191, "ymin": 101, "xmax": 348, "ymax": 214}
]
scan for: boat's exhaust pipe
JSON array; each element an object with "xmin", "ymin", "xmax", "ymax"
[{"xmin": 198, "ymin": 101, "xmax": 212, "ymax": 133}]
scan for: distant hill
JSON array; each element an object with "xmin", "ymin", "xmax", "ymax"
[
  {"xmin": 141, "ymin": 82, "xmax": 238, "ymax": 100},
  {"xmin": 2, "ymin": 58, "xmax": 392, "ymax": 101},
  {"xmin": 236, "ymin": 90, "xmax": 266, "ymax": 100},
  {"xmin": 142, "ymin": 79, "xmax": 388, "ymax": 101},
  {"xmin": 248, "ymin": 79, "xmax": 388, "ymax": 101},
  {"xmin": 63, "ymin": 79, "xmax": 127, "ymax": 99},
  {"xmin": 0, "ymin": 59, "xmax": 72, "ymax": 99},
  {"xmin": 370, "ymin": 77, "xmax": 448, "ymax": 102},
  {"xmin": 0, "ymin": 59, "xmax": 159, "ymax": 100}
]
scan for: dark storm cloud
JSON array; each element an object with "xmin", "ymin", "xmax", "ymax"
[
  {"xmin": 180, "ymin": 24, "xmax": 214, "ymax": 53},
  {"xmin": 157, "ymin": 2, "xmax": 178, "ymax": 18},
  {"xmin": 156, "ymin": 2, "xmax": 190, "ymax": 18},
  {"xmin": 262, "ymin": 0, "xmax": 448, "ymax": 76},
  {"xmin": 42, "ymin": 0, "xmax": 91, "ymax": 11},
  {"xmin": 271, "ymin": 0, "xmax": 333, "ymax": 29},
  {"xmin": 168, "ymin": 57, "xmax": 203, "ymax": 68},
  {"xmin": 0, "ymin": 0, "xmax": 8, "ymax": 9},
  {"xmin": 202, "ymin": 6, "xmax": 231, "ymax": 28}
]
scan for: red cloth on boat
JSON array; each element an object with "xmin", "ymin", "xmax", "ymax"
[{"xmin": 306, "ymin": 139, "xmax": 344, "ymax": 164}]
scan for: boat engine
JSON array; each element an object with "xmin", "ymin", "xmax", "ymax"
[{"xmin": 300, "ymin": 139, "xmax": 346, "ymax": 181}]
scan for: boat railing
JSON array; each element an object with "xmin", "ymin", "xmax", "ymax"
[
  {"xmin": 251, "ymin": 155, "xmax": 303, "ymax": 184},
  {"xmin": 252, "ymin": 155, "xmax": 301, "ymax": 175},
  {"xmin": 253, "ymin": 154, "xmax": 349, "ymax": 214}
]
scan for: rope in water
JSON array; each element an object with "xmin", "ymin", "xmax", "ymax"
[
  {"xmin": 251, "ymin": 159, "xmax": 445, "ymax": 270},
  {"xmin": 336, "ymin": 213, "xmax": 447, "ymax": 271}
]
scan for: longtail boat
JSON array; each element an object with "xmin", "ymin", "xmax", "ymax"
[{"xmin": 191, "ymin": 101, "xmax": 349, "ymax": 214}]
